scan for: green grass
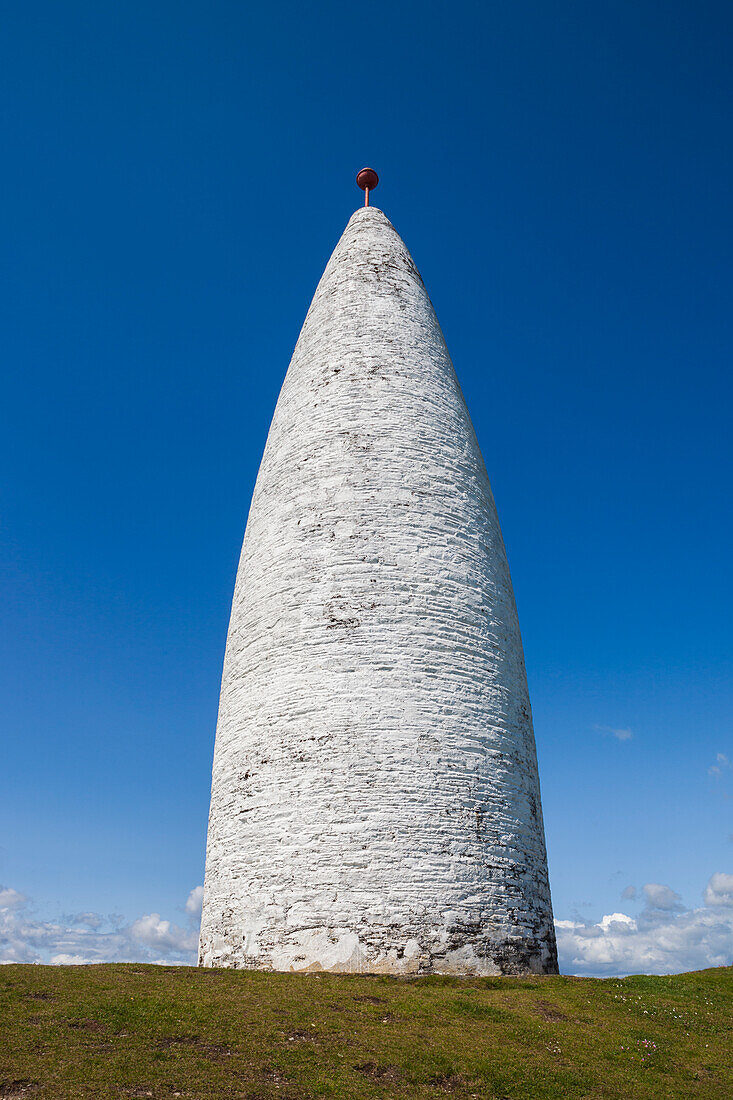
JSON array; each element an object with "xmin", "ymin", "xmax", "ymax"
[{"xmin": 1, "ymin": 964, "xmax": 731, "ymax": 1099}]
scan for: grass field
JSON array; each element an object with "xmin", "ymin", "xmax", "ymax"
[{"xmin": 1, "ymin": 963, "xmax": 731, "ymax": 1099}]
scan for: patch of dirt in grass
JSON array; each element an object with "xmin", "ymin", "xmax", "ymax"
[
  {"xmin": 192, "ymin": 1041, "xmax": 233, "ymax": 1061},
  {"xmin": 24, "ymin": 992, "xmax": 55, "ymax": 1002},
  {"xmin": 248, "ymin": 1081, "xmax": 307, "ymax": 1100},
  {"xmin": 155, "ymin": 1034, "xmax": 199, "ymax": 1049},
  {"xmin": 286, "ymin": 1029, "xmax": 319, "ymax": 1043},
  {"xmin": 353, "ymin": 1061, "xmax": 404, "ymax": 1083},
  {"xmin": 67, "ymin": 1018, "xmax": 105, "ymax": 1032},
  {"xmin": 427, "ymin": 1073, "xmax": 467, "ymax": 1092},
  {"xmin": 261, "ymin": 1063, "xmax": 290, "ymax": 1084},
  {"xmin": 245, "ymin": 1094, "xmax": 307, "ymax": 1100},
  {"xmin": 0, "ymin": 1085, "xmax": 40, "ymax": 1100},
  {"xmin": 119, "ymin": 1090, "xmax": 185, "ymax": 1099},
  {"xmin": 155, "ymin": 1036, "xmax": 232, "ymax": 1060},
  {"xmin": 352, "ymin": 994, "xmax": 385, "ymax": 1004},
  {"xmin": 533, "ymin": 1000, "xmax": 569, "ymax": 1022}
]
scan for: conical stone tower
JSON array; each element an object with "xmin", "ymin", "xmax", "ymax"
[{"xmin": 199, "ymin": 190, "xmax": 557, "ymax": 975}]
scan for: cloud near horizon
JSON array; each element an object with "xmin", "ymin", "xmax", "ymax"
[
  {"xmin": 555, "ymin": 873, "xmax": 733, "ymax": 976},
  {"xmin": 0, "ymin": 887, "xmax": 200, "ymax": 966},
  {"xmin": 2, "ymin": 875, "xmax": 731, "ymax": 976},
  {"xmin": 185, "ymin": 885, "xmax": 204, "ymax": 916}
]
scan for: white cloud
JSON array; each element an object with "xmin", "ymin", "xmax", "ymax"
[
  {"xmin": 595, "ymin": 724, "xmax": 633, "ymax": 742},
  {"xmin": 556, "ymin": 873, "xmax": 733, "ymax": 976},
  {"xmin": 708, "ymin": 753, "xmax": 730, "ymax": 778},
  {"xmin": 62, "ymin": 911, "xmax": 105, "ymax": 930},
  {"xmin": 185, "ymin": 885, "xmax": 204, "ymax": 915},
  {"xmin": 642, "ymin": 882, "xmax": 684, "ymax": 912},
  {"xmin": 597, "ymin": 912, "xmax": 637, "ymax": 932},
  {"xmin": 0, "ymin": 886, "xmax": 201, "ymax": 966},
  {"xmin": 0, "ymin": 887, "xmax": 27, "ymax": 910},
  {"xmin": 704, "ymin": 872, "xmax": 733, "ymax": 908},
  {"xmin": 128, "ymin": 913, "xmax": 197, "ymax": 954}
]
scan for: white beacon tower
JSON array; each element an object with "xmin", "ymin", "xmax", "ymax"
[{"xmin": 199, "ymin": 170, "xmax": 557, "ymax": 975}]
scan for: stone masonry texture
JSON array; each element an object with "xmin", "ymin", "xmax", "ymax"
[{"xmin": 199, "ymin": 206, "xmax": 558, "ymax": 975}]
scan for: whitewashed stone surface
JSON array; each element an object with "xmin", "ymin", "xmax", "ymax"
[{"xmin": 199, "ymin": 206, "xmax": 557, "ymax": 975}]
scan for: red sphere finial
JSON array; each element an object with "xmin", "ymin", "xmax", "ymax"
[{"xmin": 356, "ymin": 167, "xmax": 379, "ymax": 206}]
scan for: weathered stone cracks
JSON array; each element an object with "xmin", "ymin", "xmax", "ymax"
[{"xmin": 199, "ymin": 206, "xmax": 558, "ymax": 975}]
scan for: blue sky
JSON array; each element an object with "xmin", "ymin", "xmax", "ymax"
[{"xmin": 1, "ymin": 0, "xmax": 731, "ymax": 973}]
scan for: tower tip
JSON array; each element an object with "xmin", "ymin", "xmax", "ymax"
[{"xmin": 356, "ymin": 167, "xmax": 379, "ymax": 206}]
